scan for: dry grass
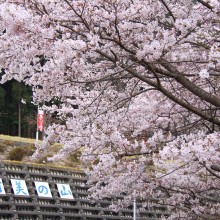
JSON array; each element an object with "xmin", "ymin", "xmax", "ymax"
[
  {"xmin": 0, "ymin": 141, "xmax": 9, "ymax": 152},
  {"xmin": 0, "ymin": 134, "xmax": 82, "ymax": 171},
  {"xmin": 0, "ymin": 134, "xmax": 37, "ymax": 144},
  {"xmin": 6, "ymin": 144, "xmax": 36, "ymax": 161},
  {"xmin": 4, "ymin": 159, "xmax": 83, "ymax": 171}
]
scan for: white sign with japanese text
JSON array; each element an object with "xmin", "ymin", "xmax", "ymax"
[
  {"xmin": 11, "ymin": 179, "xmax": 29, "ymax": 196},
  {"xmin": 57, "ymin": 183, "xmax": 74, "ymax": 199},
  {"xmin": 35, "ymin": 181, "xmax": 52, "ymax": 198},
  {"xmin": 0, "ymin": 178, "xmax": 6, "ymax": 195}
]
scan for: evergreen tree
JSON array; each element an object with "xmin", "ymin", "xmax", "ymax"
[
  {"xmin": 0, "ymin": 85, "xmax": 5, "ymax": 109},
  {"xmin": 0, "ymin": 80, "xmax": 37, "ymax": 137}
]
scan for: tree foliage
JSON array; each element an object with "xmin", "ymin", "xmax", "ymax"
[
  {"xmin": 0, "ymin": 0, "xmax": 220, "ymax": 218},
  {"xmin": 0, "ymin": 85, "xmax": 5, "ymax": 109},
  {"xmin": 0, "ymin": 79, "xmax": 36, "ymax": 137}
]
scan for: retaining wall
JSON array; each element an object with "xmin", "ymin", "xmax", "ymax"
[{"xmin": 0, "ymin": 162, "xmax": 168, "ymax": 220}]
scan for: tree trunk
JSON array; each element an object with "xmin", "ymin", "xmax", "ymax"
[{"xmin": 18, "ymin": 102, "xmax": 21, "ymax": 137}]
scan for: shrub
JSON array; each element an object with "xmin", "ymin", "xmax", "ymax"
[
  {"xmin": 0, "ymin": 142, "xmax": 7, "ymax": 152},
  {"xmin": 63, "ymin": 151, "xmax": 81, "ymax": 167},
  {"xmin": 7, "ymin": 144, "xmax": 35, "ymax": 161}
]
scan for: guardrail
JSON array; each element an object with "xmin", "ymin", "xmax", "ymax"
[{"xmin": 0, "ymin": 161, "xmax": 169, "ymax": 220}]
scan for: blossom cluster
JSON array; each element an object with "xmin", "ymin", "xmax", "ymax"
[{"xmin": 0, "ymin": 0, "xmax": 220, "ymax": 218}]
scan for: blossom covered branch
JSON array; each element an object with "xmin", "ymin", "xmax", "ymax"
[{"xmin": 0, "ymin": 0, "xmax": 220, "ymax": 218}]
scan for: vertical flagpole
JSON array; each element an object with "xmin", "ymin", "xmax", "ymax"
[
  {"xmin": 36, "ymin": 106, "xmax": 39, "ymax": 145},
  {"xmin": 36, "ymin": 130, "xmax": 39, "ymax": 144}
]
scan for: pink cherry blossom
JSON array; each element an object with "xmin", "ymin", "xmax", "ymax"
[{"xmin": 0, "ymin": 0, "xmax": 220, "ymax": 218}]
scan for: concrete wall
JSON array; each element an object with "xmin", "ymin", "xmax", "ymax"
[{"xmin": 0, "ymin": 162, "xmax": 168, "ymax": 220}]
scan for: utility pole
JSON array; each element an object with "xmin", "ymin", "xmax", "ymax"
[
  {"xmin": 133, "ymin": 196, "xmax": 136, "ymax": 220},
  {"xmin": 18, "ymin": 101, "xmax": 21, "ymax": 137},
  {"xmin": 133, "ymin": 159, "xmax": 137, "ymax": 220}
]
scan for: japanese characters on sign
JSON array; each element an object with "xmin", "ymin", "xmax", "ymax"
[
  {"xmin": 35, "ymin": 181, "xmax": 52, "ymax": 198},
  {"xmin": 3, "ymin": 179, "xmax": 75, "ymax": 200},
  {"xmin": 11, "ymin": 179, "xmax": 29, "ymax": 196},
  {"xmin": 57, "ymin": 183, "xmax": 74, "ymax": 199},
  {"xmin": 0, "ymin": 178, "xmax": 6, "ymax": 195},
  {"xmin": 37, "ymin": 109, "xmax": 44, "ymax": 131}
]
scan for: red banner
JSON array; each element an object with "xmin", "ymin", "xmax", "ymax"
[{"xmin": 37, "ymin": 110, "xmax": 44, "ymax": 131}]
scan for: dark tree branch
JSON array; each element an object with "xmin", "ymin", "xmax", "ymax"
[
  {"xmin": 160, "ymin": 0, "xmax": 176, "ymax": 22},
  {"xmin": 96, "ymin": 50, "xmax": 220, "ymax": 126},
  {"xmin": 64, "ymin": 0, "xmax": 90, "ymax": 30},
  {"xmin": 211, "ymin": 165, "xmax": 220, "ymax": 173},
  {"xmin": 158, "ymin": 58, "xmax": 220, "ymax": 108},
  {"xmin": 201, "ymin": 162, "xmax": 220, "ymax": 179},
  {"xmin": 197, "ymin": 0, "xmax": 213, "ymax": 10}
]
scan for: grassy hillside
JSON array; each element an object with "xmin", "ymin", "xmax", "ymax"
[{"xmin": 0, "ymin": 135, "xmax": 82, "ymax": 170}]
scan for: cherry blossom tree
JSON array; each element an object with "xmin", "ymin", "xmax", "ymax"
[{"xmin": 0, "ymin": 0, "xmax": 220, "ymax": 218}]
